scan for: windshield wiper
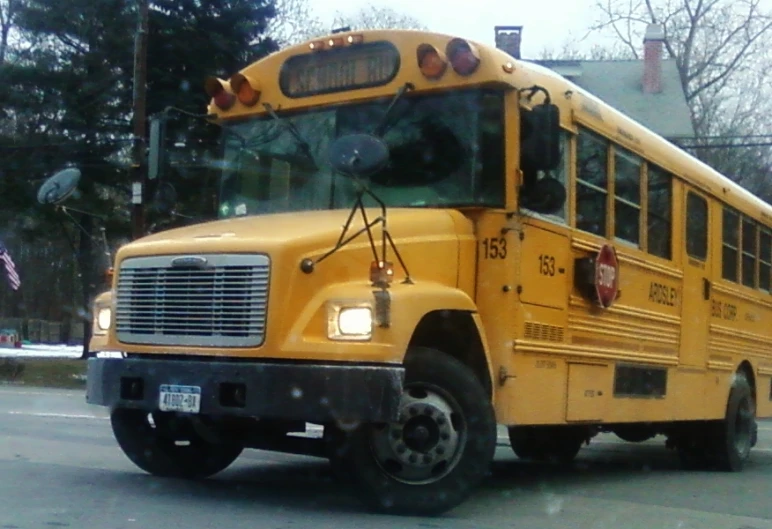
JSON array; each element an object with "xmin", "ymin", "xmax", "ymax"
[
  {"xmin": 373, "ymin": 82, "xmax": 415, "ymax": 137},
  {"xmin": 262, "ymin": 102, "xmax": 317, "ymax": 168}
]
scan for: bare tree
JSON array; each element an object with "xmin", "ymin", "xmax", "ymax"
[
  {"xmin": 586, "ymin": 0, "xmax": 772, "ymax": 195},
  {"xmin": 268, "ymin": 0, "xmax": 427, "ymax": 48},
  {"xmin": 332, "ymin": 4, "xmax": 427, "ymax": 32},
  {"xmin": 538, "ymin": 41, "xmax": 635, "ymax": 61},
  {"xmin": 588, "ymin": 0, "xmax": 772, "ymax": 135},
  {"xmin": 267, "ymin": 0, "xmax": 326, "ymax": 48}
]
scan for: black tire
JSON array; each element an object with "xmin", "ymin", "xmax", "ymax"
[
  {"xmin": 508, "ymin": 428, "xmax": 541, "ymax": 460},
  {"xmin": 714, "ymin": 373, "xmax": 755, "ymax": 471},
  {"xmin": 675, "ymin": 428, "xmax": 712, "ymax": 470},
  {"xmin": 111, "ymin": 408, "xmax": 243, "ymax": 479},
  {"xmin": 508, "ymin": 426, "xmax": 584, "ymax": 465},
  {"xmin": 334, "ymin": 347, "xmax": 496, "ymax": 516},
  {"xmin": 613, "ymin": 425, "xmax": 655, "ymax": 444}
]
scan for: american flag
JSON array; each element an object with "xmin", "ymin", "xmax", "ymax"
[{"xmin": 0, "ymin": 241, "xmax": 20, "ymax": 291}]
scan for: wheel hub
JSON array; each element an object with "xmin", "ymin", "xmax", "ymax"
[{"xmin": 370, "ymin": 386, "xmax": 464, "ymax": 484}]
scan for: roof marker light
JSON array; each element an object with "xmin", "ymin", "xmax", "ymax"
[
  {"xmin": 446, "ymin": 38, "xmax": 481, "ymax": 76},
  {"xmin": 204, "ymin": 77, "xmax": 236, "ymax": 110},
  {"xmin": 416, "ymin": 44, "xmax": 448, "ymax": 79},
  {"xmin": 229, "ymin": 73, "xmax": 261, "ymax": 106}
]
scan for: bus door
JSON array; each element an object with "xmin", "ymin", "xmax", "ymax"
[{"xmin": 679, "ymin": 190, "xmax": 711, "ymax": 368}]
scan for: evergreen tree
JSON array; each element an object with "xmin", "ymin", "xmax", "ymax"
[{"xmin": 0, "ymin": 0, "xmax": 278, "ymax": 352}]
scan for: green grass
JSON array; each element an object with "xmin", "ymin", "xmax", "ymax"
[{"xmin": 0, "ymin": 357, "xmax": 87, "ymax": 389}]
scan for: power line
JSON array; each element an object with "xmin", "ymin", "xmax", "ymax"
[
  {"xmin": 678, "ymin": 142, "xmax": 772, "ymax": 149},
  {"xmin": 671, "ymin": 134, "xmax": 772, "ymax": 140}
]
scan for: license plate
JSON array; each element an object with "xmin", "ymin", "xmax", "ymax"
[{"xmin": 159, "ymin": 384, "xmax": 201, "ymax": 413}]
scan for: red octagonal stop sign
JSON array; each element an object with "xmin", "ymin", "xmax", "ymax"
[{"xmin": 595, "ymin": 244, "xmax": 619, "ymax": 308}]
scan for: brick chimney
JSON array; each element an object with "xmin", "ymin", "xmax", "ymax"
[
  {"xmin": 642, "ymin": 23, "xmax": 665, "ymax": 94},
  {"xmin": 495, "ymin": 26, "xmax": 522, "ymax": 59}
]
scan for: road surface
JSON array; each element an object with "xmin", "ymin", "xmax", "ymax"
[{"xmin": 2, "ymin": 385, "xmax": 772, "ymax": 529}]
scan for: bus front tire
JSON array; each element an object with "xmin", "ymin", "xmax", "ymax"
[
  {"xmin": 111, "ymin": 408, "xmax": 243, "ymax": 479},
  {"xmin": 334, "ymin": 347, "xmax": 496, "ymax": 516}
]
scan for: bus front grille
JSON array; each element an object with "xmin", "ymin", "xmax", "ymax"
[{"xmin": 115, "ymin": 254, "xmax": 270, "ymax": 348}]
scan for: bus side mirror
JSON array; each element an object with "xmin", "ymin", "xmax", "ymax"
[
  {"xmin": 521, "ymin": 103, "xmax": 561, "ymax": 173},
  {"xmin": 148, "ymin": 115, "xmax": 167, "ymax": 181}
]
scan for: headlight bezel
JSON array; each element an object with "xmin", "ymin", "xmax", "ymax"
[{"xmin": 327, "ymin": 302, "xmax": 373, "ymax": 341}]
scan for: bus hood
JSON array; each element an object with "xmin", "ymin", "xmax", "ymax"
[{"xmin": 115, "ymin": 208, "xmax": 472, "ymax": 277}]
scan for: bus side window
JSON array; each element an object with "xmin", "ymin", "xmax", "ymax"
[
  {"xmin": 613, "ymin": 147, "xmax": 642, "ymax": 245},
  {"xmin": 722, "ymin": 208, "xmax": 739, "ymax": 282},
  {"xmin": 686, "ymin": 192, "xmax": 708, "ymax": 260},
  {"xmin": 575, "ymin": 129, "xmax": 608, "ymax": 236},
  {"xmin": 741, "ymin": 218, "xmax": 757, "ymax": 288},
  {"xmin": 760, "ymin": 229, "xmax": 772, "ymax": 292},
  {"xmin": 647, "ymin": 165, "xmax": 672, "ymax": 259}
]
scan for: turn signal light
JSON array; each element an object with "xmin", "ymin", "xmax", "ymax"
[
  {"xmin": 370, "ymin": 260, "xmax": 394, "ymax": 286},
  {"xmin": 204, "ymin": 76, "xmax": 236, "ymax": 110},
  {"xmin": 446, "ymin": 38, "xmax": 480, "ymax": 76},
  {"xmin": 416, "ymin": 44, "xmax": 447, "ymax": 79},
  {"xmin": 229, "ymin": 73, "xmax": 261, "ymax": 106}
]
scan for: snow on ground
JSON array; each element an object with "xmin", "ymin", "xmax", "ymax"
[{"xmin": 0, "ymin": 344, "xmax": 122, "ymax": 358}]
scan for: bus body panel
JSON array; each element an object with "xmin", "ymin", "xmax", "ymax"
[{"xmin": 87, "ymin": 28, "xmax": 772, "ymax": 443}]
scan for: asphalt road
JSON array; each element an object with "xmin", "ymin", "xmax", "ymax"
[{"xmin": 2, "ymin": 385, "xmax": 772, "ymax": 529}]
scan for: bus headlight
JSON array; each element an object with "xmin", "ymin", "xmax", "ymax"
[
  {"xmin": 327, "ymin": 304, "xmax": 372, "ymax": 341},
  {"xmin": 96, "ymin": 308, "xmax": 112, "ymax": 333}
]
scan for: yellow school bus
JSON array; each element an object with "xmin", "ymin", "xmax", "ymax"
[{"xmin": 87, "ymin": 27, "xmax": 769, "ymax": 515}]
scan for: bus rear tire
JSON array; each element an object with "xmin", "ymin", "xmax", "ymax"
[
  {"xmin": 334, "ymin": 347, "xmax": 496, "ymax": 516},
  {"xmin": 714, "ymin": 373, "xmax": 755, "ymax": 472},
  {"xmin": 675, "ymin": 374, "xmax": 755, "ymax": 471},
  {"xmin": 508, "ymin": 426, "xmax": 584, "ymax": 465},
  {"xmin": 111, "ymin": 408, "xmax": 243, "ymax": 479}
]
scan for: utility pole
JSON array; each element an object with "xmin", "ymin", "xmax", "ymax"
[{"xmin": 131, "ymin": 0, "xmax": 149, "ymax": 240}]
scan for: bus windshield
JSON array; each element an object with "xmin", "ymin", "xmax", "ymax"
[{"xmin": 217, "ymin": 89, "xmax": 504, "ymax": 218}]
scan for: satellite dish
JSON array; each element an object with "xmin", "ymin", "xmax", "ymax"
[{"xmin": 37, "ymin": 167, "xmax": 81, "ymax": 205}]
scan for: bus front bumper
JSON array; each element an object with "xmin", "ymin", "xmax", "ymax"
[{"xmin": 86, "ymin": 357, "xmax": 405, "ymax": 423}]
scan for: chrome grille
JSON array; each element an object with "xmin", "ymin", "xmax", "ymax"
[{"xmin": 115, "ymin": 254, "xmax": 270, "ymax": 347}]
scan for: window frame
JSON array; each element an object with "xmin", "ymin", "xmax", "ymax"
[{"xmin": 760, "ymin": 229, "xmax": 772, "ymax": 292}]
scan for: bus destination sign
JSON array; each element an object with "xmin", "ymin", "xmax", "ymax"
[{"xmin": 280, "ymin": 42, "xmax": 400, "ymax": 98}]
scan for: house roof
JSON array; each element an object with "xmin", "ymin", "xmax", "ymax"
[{"xmin": 533, "ymin": 59, "xmax": 695, "ymax": 139}]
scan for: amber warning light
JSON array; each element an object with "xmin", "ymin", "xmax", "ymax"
[
  {"xmin": 446, "ymin": 38, "xmax": 480, "ymax": 76},
  {"xmin": 370, "ymin": 261, "xmax": 395, "ymax": 286},
  {"xmin": 416, "ymin": 44, "xmax": 448, "ymax": 79},
  {"xmin": 229, "ymin": 73, "xmax": 261, "ymax": 106},
  {"xmin": 204, "ymin": 77, "xmax": 235, "ymax": 110}
]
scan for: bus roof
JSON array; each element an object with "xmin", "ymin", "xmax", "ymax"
[{"xmin": 213, "ymin": 28, "xmax": 772, "ymax": 225}]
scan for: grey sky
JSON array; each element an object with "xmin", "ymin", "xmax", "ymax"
[{"xmin": 307, "ymin": 0, "xmax": 603, "ymax": 57}]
